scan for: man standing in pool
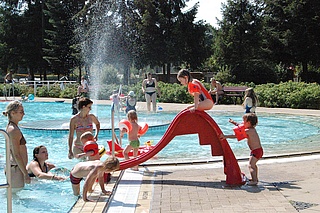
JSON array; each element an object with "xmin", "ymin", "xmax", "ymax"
[
  {"xmin": 220, "ymin": 113, "xmax": 263, "ymax": 186},
  {"xmin": 70, "ymin": 156, "xmax": 119, "ymax": 201}
]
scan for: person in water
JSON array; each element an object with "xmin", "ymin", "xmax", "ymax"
[
  {"xmin": 3, "ymin": 100, "xmax": 31, "ymax": 188},
  {"xmin": 68, "ymin": 97, "xmax": 100, "ymax": 159},
  {"xmin": 27, "ymin": 145, "xmax": 65, "ymax": 181},
  {"xmin": 70, "ymin": 156, "xmax": 119, "ymax": 202},
  {"xmin": 242, "ymin": 88, "xmax": 258, "ymax": 113},
  {"xmin": 177, "ymin": 69, "xmax": 214, "ymax": 111},
  {"xmin": 142, "ymin": 72, "xmax": 161, "ymax": 112}
]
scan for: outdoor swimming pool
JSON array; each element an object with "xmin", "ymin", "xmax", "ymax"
[{"xmin": 0, "ymin": 101, "xmax": 319, "ymax": 213}]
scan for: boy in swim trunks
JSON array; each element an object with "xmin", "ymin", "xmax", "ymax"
[
  {"xmin": 220, "ymin": 113, "xmax": 263, "ymax": 186},
  {"xmin": 70, "ymin": 156, "xmax": 119, "ymax": 202},
  {"xmin": 120, "ymin": 110, "xmax": 142, "ymax": 171}
]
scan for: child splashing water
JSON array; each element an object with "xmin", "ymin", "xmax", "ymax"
[{"xmin": 177, "ymin": 69, "xmax": 214, "ymax": 111}]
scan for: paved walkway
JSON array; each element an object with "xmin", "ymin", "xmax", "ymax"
[{"xmin": 7, "ymin": 97, "xmax": 320, "ymax": 213}]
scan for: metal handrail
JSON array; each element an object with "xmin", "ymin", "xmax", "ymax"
[
  {"xmin": 0, "ymin": 129, "xmax": 12, "ymax": 213},
  {"xmin": 111, "ymin": 103, "xmax": 115, "ymax": 156}
]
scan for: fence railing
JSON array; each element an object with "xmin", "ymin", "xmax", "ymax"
[{"xmin": 3, "ymin": 80, "xmax": 77, "ymax": 99}]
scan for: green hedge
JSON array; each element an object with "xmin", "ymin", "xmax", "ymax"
[{"xmin": 1, "ymin": 81, "xmax": 320, "ymax": 109}]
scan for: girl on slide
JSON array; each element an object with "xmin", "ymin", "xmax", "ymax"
[{"xmin": 177, "ymin": 69, "xmax": 214, "ymax": 111}]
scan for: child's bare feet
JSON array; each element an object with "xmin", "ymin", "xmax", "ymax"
[{"xmin": 247, "ymin": 180, "xmax": 258, "ymax": 186}]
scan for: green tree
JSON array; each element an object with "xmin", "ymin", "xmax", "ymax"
[
  {"xmin": 216, "ymin": 0, "xmax": 274, "ymax": 83},
  {"xmin": 263, "ymin": 0, "xmax": 320, "ymax": 82}
]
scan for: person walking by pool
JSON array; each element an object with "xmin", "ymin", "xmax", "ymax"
[
  {"xmin": 3, "ymin": 100, "xmax": 31, "ymax": 188},
  {"xmin": 70, "ymin": 156, "xmax": 119, "ymax": 202},
  {"xmin": 220, "ymin": 113, "xmax": 263, "ymax": 186},
  {"xmin": 120, "ymin": 110, "xmax": 141, "ymax": 171},
  {"xmin": 142, "ymin": 72, "xmax": 161, "ymax": 112},
  {"xmin": 243, "ymin": 87, "xmax": 258, "ymax": 113},
  {"xmin": 125, "ymin": 91, "xmax": 137, "ymax": 114},
  {"xmin": 27, "ymin": 145, "xmax": 66, "ymax": 181},
  {"xmin": 177, "ymin": 69, "xmax": 214, "ymax": 111},
  {"xmin": 209, "ymin": 77, "xmax": 224, "ymax": 105},
  {"xmin": 68, "ymin": 97, "xmax": 100, "ymax": 159}
]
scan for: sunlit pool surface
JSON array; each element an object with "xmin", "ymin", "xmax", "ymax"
[{"xmin": 0, "ymin": 101, "xmax": 320, "ymax": 213}]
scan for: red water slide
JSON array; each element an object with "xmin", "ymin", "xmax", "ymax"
[{"xmin": 119, "ymin": 109, "xmax": 245, "ymax": 185}]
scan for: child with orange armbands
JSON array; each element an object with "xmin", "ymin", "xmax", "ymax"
[
  {"xmin": 75, "ymin": 131, "xmax": 100, "ymax": 161},
  {"xmin": 177, "ymin": 69, "xmax": 213, "ymax": 112},
  {"xmin": 120, "ymin": 110, "xmax": 142, "ymax": 171},
  {"xmin": 220, "ymin": 113, "xmax": 263, "ymax": 186}
]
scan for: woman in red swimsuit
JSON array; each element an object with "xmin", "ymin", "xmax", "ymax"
[
  {"xmin": 68, "ymin": 97, "xmax": 100, "ymax": 159},
  {"xmin": 3, "ymin": 100, "xmax": 31, "ymax": 188},
  {"xmin": 177, "ymin": 69, "xmax": 214, "ymax": 111}
]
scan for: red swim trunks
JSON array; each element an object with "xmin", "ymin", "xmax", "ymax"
[
  {"xmin": 250, "ymin": 147, "xmax": 263, "ymax": 159},
  {"xmin": 70, "ymin": 173, "xmax": 83, "ymax": 185}
]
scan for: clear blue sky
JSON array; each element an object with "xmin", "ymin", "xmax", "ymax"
[{"xmin": 186, "ymin": 0, "xmax": 226, "ymax": 27}]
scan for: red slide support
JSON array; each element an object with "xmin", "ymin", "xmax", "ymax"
[{"xmin": 118, "ymin": 109, "xmax": 245, "ymax": 185}]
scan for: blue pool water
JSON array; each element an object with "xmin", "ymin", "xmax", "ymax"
[{"xmin": 0, "ymin": 101, "xmax": 319, "ymax": 213}]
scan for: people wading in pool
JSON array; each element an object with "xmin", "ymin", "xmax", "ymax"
[
  {"xmin": 27, "ymin": 145, "xmax": 65, "ymax": 181},
  {"xmin": 177, "ymin": 69, "xmax": 214, "ymax": 111},
  {"xmin": 68, "ymin": 97, "xmax": 100, "ymax": 159},
  {"xmin": 3, "ymin": 100, "xmax": 31, "ymax": 188},
  {"xmin": 142, "ymin": 72, "xmax": 161, "ymax": 112}
]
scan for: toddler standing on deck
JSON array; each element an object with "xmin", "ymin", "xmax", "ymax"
[
  {"xmin": 177, "ymin": 69, "xmax": 213, "ymax": 111},
  {"xmin": 120, "ymin": 110, "xmax": 142, "ymax": 171},
  {"xmin": 220, "ymin": 113, "xmax": 263, "ymax": 186}
]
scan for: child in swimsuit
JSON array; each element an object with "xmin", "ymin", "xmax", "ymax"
[
  {"xmin": 75, "ymin": 132, "xmax": 100, "ymax": 161},
  {"xmin": 70, "ymin": 156, "xmax": 119, "ymax": 202},
  {"xmin": 220, "ymin": 113, "xmax": 263, "ymax": 186},
  {"xmin": 177, "ymin": 69, "xmax": 214, "ymax": 111},
  {"xmin": 242, "ymin": 88, "xmax": 258, "ymax": 113},
  {"xmin": 120, "ymin": 110, "xmax": 142, "ymax": 171}
]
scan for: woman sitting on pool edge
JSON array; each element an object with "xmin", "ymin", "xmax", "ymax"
[
  {"xmin": 177, "ymin": 69, "xmax": 214, "ymax": 111},
  {"xmin": 27, "ymin": 145, "xmax": 65, "ymax": 181}
]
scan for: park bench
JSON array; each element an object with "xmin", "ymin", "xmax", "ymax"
[{"xmin": 222, "ymin": 86, "xmax": 248, "ymax": 104}]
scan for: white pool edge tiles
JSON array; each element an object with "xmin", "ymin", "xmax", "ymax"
[{"xmin": 106, "ymin": 168, "xmax": 144, "ymax": 213}]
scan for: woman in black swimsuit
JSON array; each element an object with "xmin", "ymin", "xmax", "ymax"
[
  {"xmin": 27, "ymin": 145, "xmax": 65, "ymax": 181},
  {"xmin": 3, "ymin": 100, "xmax": 31, "ymax": 188},
  {"xmin": 142, "ymin": 72, "xmax": 161, "ymax": 112}
]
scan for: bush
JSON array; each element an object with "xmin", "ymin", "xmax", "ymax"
[
  {"xmin": 255, "ymin": 81, "xmax": 320, "ymax": 109},
  {"xmin": 3, "ymin": 80, "xmax": 320, "ymax": 110}
]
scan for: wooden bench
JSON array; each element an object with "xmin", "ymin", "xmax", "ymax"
[{"xmin": 222, "ymin": 86, "xmax": 248, "ymax": 104}]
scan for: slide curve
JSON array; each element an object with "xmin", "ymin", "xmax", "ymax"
[{"xmin": 119, "ymin": 109, "xmax": 245, "ymax": 185}]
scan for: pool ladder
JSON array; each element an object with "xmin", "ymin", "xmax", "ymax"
[{"xmin": 0, "ymin": 129, "xmax": 12, "ymax": 213}]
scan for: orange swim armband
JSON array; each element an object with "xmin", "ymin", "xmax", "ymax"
[
  {"xmin": 83, "ymin": 141, "xmax": 99, "ymax": 156},
  {"xmin": 233, "ymin": 124, "xmax": 247, "ymax": 141},
  {"xmin": 119, "ymin": 119, "xmax": 132, "ymax": 132},
  {"xmin": 138, "ymin": 122, "xmax": 149, "ymax": 135}
]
